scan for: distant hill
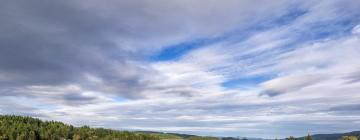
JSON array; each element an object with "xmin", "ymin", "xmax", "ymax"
[{"xmin": 296, "ymin": 131, "xmax": 360, "ymax": 140}]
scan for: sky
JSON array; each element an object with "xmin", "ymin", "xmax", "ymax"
[{"xmin": 1, "ymin": 0, "xmax": 360, "ymax": 138}]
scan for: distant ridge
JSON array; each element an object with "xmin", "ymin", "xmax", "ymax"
[{"xmin": 296, "ymin": 131, "xmax": 360, "ymax": 140}]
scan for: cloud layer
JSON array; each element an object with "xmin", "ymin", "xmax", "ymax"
[{"xmin": 1, "ymin": 0, "xmax": 360, "ymax": 138}]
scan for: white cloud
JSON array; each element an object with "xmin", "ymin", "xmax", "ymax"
[
  {"xmin": 1, "ymin": 0, "xmax": 360, "ymax": 138},
  {"xmin": 352, "ymin": 24, "xmax": 360, "ymax": 34},
  {"xmin": 260, "ymin": 74, "xmax": 326, "ymax": 96}
]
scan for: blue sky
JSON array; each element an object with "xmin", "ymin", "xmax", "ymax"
[{"xmin": 1, "ymin": 0, "xmax": 360, "ymax": 138}]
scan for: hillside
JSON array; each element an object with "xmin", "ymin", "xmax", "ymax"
[
  {"xmin": 1, "ymin": 115, "xmax": 360, "ymax": 140},
  {"xmin": 296, "ymin": 131, "xmax": 360, "ymax": 140},
  {"xmin": 0, "ymin": 115, "xmax": 216, "ymax": 140}
]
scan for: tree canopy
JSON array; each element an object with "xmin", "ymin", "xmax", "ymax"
[{"xmin": 0, "ymin": 115, "xmax": 159, "ymax": 140}]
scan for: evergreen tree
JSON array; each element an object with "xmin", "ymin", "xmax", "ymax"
[
  {"xmin": 0, "ymin": 115, "xmax": 161, "ymax": 140},
  {"xmin": 305, "ymin": 134, "xmax": 312, "ymax": 140},
  {"xmin": 287, "ymin": 136, "xmax": 296, "ymax": 140}
]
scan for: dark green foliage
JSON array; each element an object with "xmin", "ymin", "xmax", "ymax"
[
  {"xmin": 221, "ymin": 137, "xmax": 239, "ymax": 140},
  {"xmin": 305, "ymin": 134, "xmax": 312, "ymax": 140},
  {"xmin": 187, "ymin": 136, "xmax": 218, "ymax": 140},
  {"xmin": 0, "ymin": 115, "xmax": 160, "ymax": 140},
  {"xmin": 287, "ymin": 136, "xmax": 296, "ymax": 140}
]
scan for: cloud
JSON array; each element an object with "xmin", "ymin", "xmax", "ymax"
[
  {"xmin": 1, "ymin": 0, "xmax": 360, "ymax": 138},
  {"xmin": 0, "ymin": 0, "xmax": 156, "ymax": 99},
  {"xmin": 260, "ymin": 74, "xmax": 326, "ymax": 97},
  {"xmin": 327, "ymin": 104, "xmax": 360, "ymax": 113},
  {"xmin": 344, "ymin": 71, "xmax": 360, "ymax": 84},
  {"xmin": 352, "ymin": 24, "xmax": 360, "ymax": 34},
  {"xmin": 0, "ymin": 0, "xmax": 298, "ymax": 99}
]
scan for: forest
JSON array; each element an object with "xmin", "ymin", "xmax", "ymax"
[
  {"xmin": 0, "ymin": 115, "xmax": 217, "ymax": 140},
  {"xmin": 0, "ymin": 115, "xmax": 359, "ymax": 140}
]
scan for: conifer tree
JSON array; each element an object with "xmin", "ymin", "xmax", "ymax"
[{"xmin": 305, "ymin": 134, "xmax": 312, "ymax": 140}]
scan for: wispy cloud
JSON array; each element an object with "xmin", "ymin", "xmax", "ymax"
[{"xmin": 0, "ymin": 0, "xmax": 360, "ymax": 138}]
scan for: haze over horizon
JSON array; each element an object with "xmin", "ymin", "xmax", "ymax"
[{"xmin": 1, "ymin": 0, "xmax": 360, "ymax": 138}]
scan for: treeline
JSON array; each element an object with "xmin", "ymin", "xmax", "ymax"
[
  {"xmin": 0, "ymin": 115, "xmax": 160, "ymax": 140},
  {"xmin": 187, "ymin": 136, "xmax": 218, "ymax": 140},
  {"xmin": 286, "ymin": 134, "xmax": 360, "ymax": 140},
  {"xmin": 0, "ymin": 115, "xmax": 218, "ymax": 140}
]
